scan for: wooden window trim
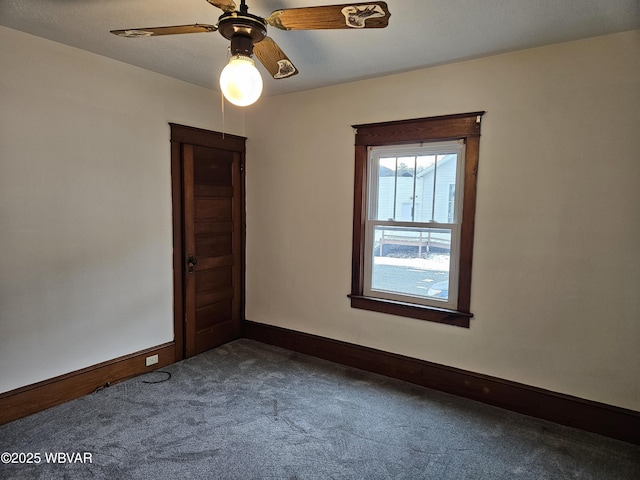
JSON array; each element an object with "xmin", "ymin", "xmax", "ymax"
[{"xmin": 349, "ymin": 112, "xmax": 485, "ymax": 328}]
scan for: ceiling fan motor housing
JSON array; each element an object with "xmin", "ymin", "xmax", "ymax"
[
  {"xmin": 229, "ymin": 33, "xmax": 255, "ymax": 56},
  {"xmin": 218, "ymin": 12, "xmax": 267, "ymax": 56}
]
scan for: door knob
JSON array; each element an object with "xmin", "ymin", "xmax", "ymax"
[{"xmin": 187, "ymin": 255, "xmax": 198, "ymax": 273}]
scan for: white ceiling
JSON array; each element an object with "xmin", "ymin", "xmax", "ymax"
[{"xmin": 1, "ymin": 0, "xmax": 639, "ymax": 97}]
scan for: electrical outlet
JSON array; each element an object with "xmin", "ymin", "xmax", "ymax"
[{"xmin": 145, "ymin": 354, "xmax": 159, "ymax": 367}]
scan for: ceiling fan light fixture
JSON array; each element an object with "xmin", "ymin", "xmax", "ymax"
[
  {"xmin": 112, "ymin": 1, "xmax": 391, "ymax": 107},
  {"xmin": 219, "ymin": 54, "xmax": 263, "ymax": 107}
]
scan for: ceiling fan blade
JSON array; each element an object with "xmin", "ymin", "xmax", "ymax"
[
  {"xmin": 254, "ymin": 37, "xmax": 298, "ymax": 79},
  {"xmin": 111, "ymin": 24, "xmax": 218, "ymax": 37},
  {"xmin": 205, "ymin": 0, "xmax": 237, "ymax": 13},
  {"xmin": 266, "ymin": 2, "xmax": 390, "ymax": 30}
]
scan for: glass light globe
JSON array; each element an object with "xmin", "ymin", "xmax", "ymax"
[{"xmin": 219, "ymin": 55, "xmax": 263, "ymax": 107}]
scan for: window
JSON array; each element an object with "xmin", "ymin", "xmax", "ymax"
[
  {"xmin": 365, "ymin": 142, "xmax": 464, "ymax": 311},
  {"xmin": 349, "ymin": 112, "xmax": 484, "ymax": 327}
]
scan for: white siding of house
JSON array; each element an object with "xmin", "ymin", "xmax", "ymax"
[
  {"xmin": 375, "ymin": 155, "xmax": 457, "ymax": 224},
  {"xmin": 417, "ymin": 155, "xmax": 457, "ymax": 223}
]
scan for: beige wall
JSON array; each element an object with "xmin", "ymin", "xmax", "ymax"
[
  {"xmin": 0, "ymin": 26, "xmax": 246, "ymax": 393},
  {"xmin": 245, "ymin": 30, "xmax": 640, "ymax": 410}
]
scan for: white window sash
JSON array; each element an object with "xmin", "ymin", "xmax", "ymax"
[{"xmin": 364, "ymin": 140, "xmax": 465, "ymax": 310}]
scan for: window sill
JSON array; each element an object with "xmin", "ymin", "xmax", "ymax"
[{"xmin": 348, "ymin": 295, "xmax": 472, "ymax": 328}]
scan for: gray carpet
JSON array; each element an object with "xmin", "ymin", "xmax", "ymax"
[{"xmin": 1, "ymin": 339, "xmax": 638, "ymax": 479}]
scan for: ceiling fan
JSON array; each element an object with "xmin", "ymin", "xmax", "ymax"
[{"xmin": 111, "ymin": 0, "xmax": 391, "ymax": 106}]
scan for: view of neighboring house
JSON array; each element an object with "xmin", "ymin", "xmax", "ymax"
[{"xmin": 373, "ymin": 152, "xmax": 458, "ymax": 256}]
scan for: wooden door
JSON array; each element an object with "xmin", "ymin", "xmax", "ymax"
[{"xmin": 170, "ymin": 124, "xmax": 245, "ymax": 359}]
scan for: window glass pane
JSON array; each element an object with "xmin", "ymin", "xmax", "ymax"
[
  {"xmin": 413, "ymin": 156, "xmax": 434, "ymax": 222},
  {"xmin": 375, "ymin": 151, "xmax": 459, "ymax": 224},
  {"xmin": 396, "ymin": 157, "xmax": 415, "ymax": 221},
  {"xmin": 375, "ymin": 157, "xmax": 397, "ymax": 220},
  {"xmin": 371, "ymin": 226, "xmax": 452, "ymax": 301},
  {"xmin": 433, "ymin": 154, "xmax": 458, "ymax": 223},
  {"xmin": 414, "ymin": 154, "xmax": 459, "ymax": 224}
]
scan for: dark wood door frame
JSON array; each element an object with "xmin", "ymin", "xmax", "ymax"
[{"xmin": 170, "ymin": 123, "xmax": 246, "ymax": 360}]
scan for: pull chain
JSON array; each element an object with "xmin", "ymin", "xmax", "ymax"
[{"xmin": 221, "ymin": 89, "xmax": 225, "ymax": 139}]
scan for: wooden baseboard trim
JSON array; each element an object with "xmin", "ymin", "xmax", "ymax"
[
  {"xmin": 0, "ymin": 342, "xmax": 176, "ymax": 425},
  {"xmin": 243, "ymin": 320, "xmax": 640, "ymax": 445}
]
